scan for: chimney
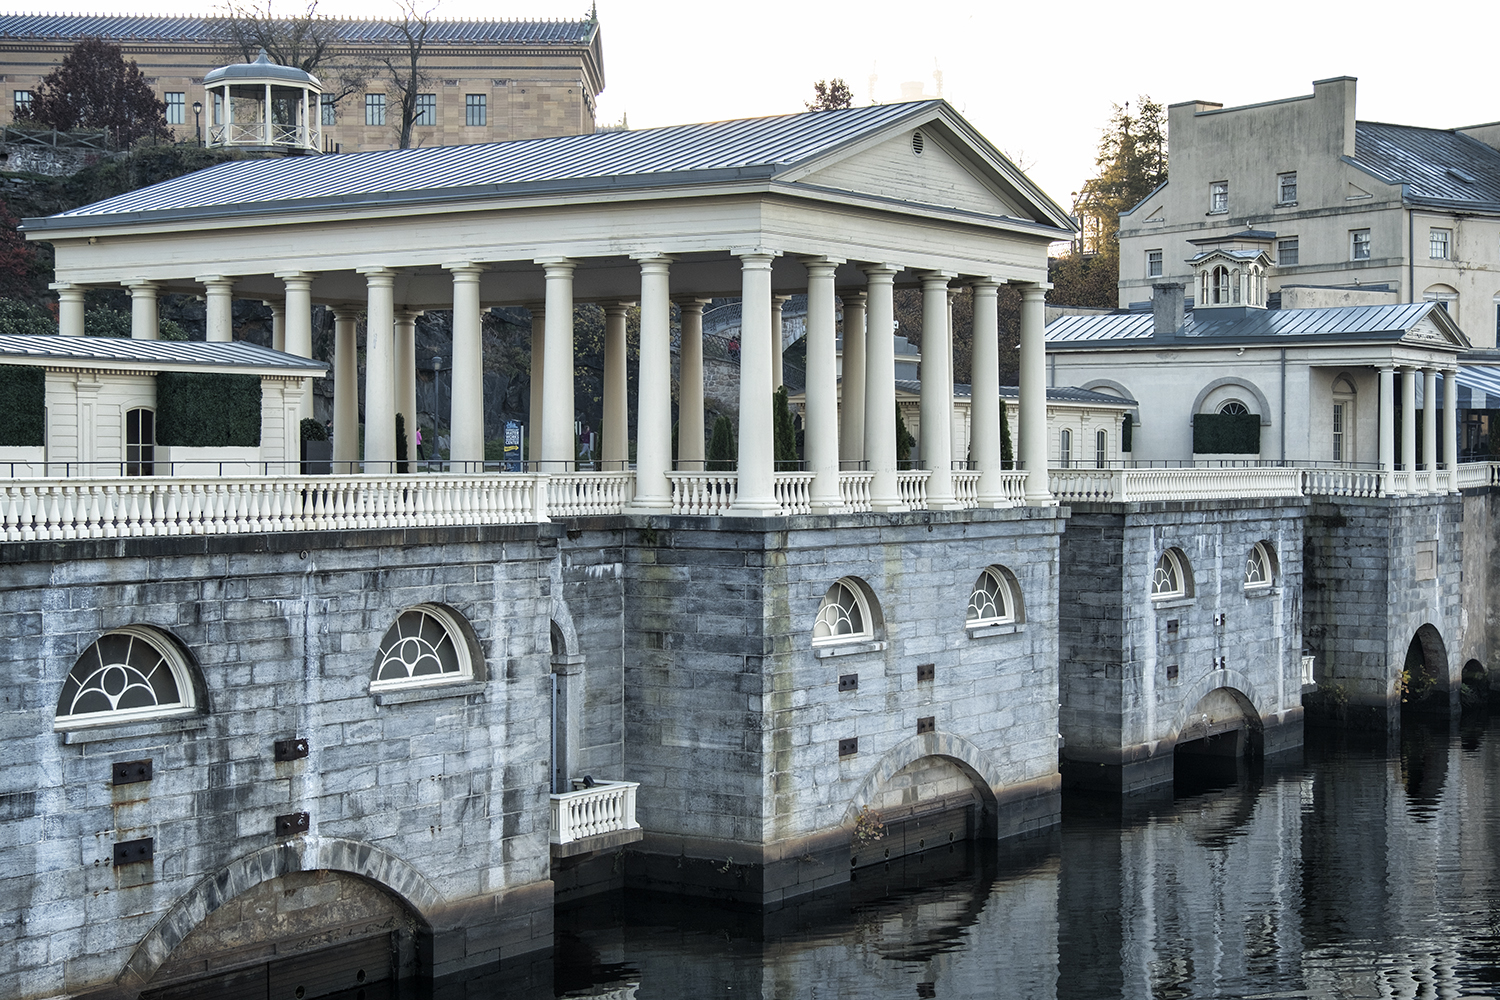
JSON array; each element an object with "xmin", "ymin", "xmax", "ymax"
[{"xmin": 1152, "ymin": 283, "xmax": 1185, "ymax": 336}]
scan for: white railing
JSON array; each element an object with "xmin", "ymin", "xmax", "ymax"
[
  {"xmin": 1049, "ymin": 467, "xmax": 1306, "ymax": 503},
  {"xmin": 995, "ymin": 470, "xmax": 1030, "ymax": 506},
  {"xmin": 1302, "ymin": 467, "xmax": 1385, "ymax": 498},
  {"xmin": 1456, "ymin": 462, "xmax": 1500, "ymax": 489},
  {"xmin": 773, "ymin": 472, "xmax": 817, "ymax": 514},
  {"xmin": 839, "ymin": 471, "xmax": 874, "ymax": 512},
  {"xmin": 547, "ymin": 471, "xmax": 634, "ymax": 516},
  {"xmin": 550, "ymin": 779, "xmax": 640, "ymax": 846},
  {"xmin": 668, "ymin": 472, "xmax": 737, "ymax": 515},
  {"xmin": 952, "ymin": 471, "xmax": 981, "ymax": 507},
  {"xmin": 896, "ymin": 470, "xmax": 931, "ymax": 508}
]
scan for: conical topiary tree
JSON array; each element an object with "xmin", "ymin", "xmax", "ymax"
[
  {"xmin": 773, "ymin": 386, "xmax": 799, "ymax": 470},
  {"xmin": 1001, "ymin": 405, "xmax": 1014, "ymax": 468},
  {"xmin": 706, "ymin": 414, "xmax": 736, "ymax": 471},
  {"xmin": 896, "ymin": 404, "xmax": 915, "ymax": 465}
]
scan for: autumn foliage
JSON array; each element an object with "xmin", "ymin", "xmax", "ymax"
[{"xmin": 13, "ymin": 38, "xmax": 170, "ymax": 147}]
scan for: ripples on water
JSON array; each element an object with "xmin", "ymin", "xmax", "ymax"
[{"xmin": 546, "ymin": 715, "xmax": 1500, "ymax": 1000}]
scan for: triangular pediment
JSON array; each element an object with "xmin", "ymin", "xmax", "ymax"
[
  {"xmin": 780, "ymin": 104, "xmax": 1073, "ymax": 230},
  {"xmin": 1346, "ymin": 181, "xmax": 1373, "ymax": 201},
  {"xmin": 1403, "ymin": 307, "xmax": 1471, "ymax": 349}
]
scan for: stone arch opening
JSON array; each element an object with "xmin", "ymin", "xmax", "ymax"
[
  {"xmin": 1401, "ymin": 623, "xmax": 1449, "ymax": 714},
  {"xmin": 1461, "ymin": 658, "xmax": 1490, "ymax": 711},
  {"xmin": 550, "ymin": 618, "xmax": 586, "ymax": 793},
  {"xmin": 1174, "ymin": 686, "xmax": 1263, "ymax": 766}
]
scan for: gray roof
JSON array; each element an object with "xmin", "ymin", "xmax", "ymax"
[
  {"xmin": 1353, "ymin": 121, "xmax": 1500, "ymax": 209},
  {"xmin": 893, "ymin": 379, "xmax": 1136, "ymax": 405},
  {"xmin": 1047, "ymin": 302, "xmax": 1466, "ymax": 348},
  {"xmin": 204, "ymin": 50, "xmax": 320, "ymax": 88},
  {"xmin": 28, "ymin": 101, "xmax": 1070, "ymax": 233},
  {"xmin": 0, "ymin": 335, "xmax": 328, "ymax": 374},
  {"xmin": 0, "ymin": 13, "xmax": 596, "ymax": 46}
]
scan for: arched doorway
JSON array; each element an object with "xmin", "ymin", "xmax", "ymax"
[
  {"xmin": 1174, "ymin": 687, "xmax": 1262, "ymax": 791},
  {"xmin": 1461, "ymin": 658, "xmax": 1489, "ymax": 711},
  {"xmin": 848, "ymin": 746, "xmax": 999, "ymax": 871},
  {"xmin": 1401, "ymin": 624, "xmax": 1449, "ymax": 715}
]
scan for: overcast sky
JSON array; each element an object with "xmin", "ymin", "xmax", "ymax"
[{"xmin": 25, "ymin": 0, "xmax": 1500, "ymax": 207}]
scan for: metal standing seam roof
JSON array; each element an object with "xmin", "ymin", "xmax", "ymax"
[
  {"xmin": 1047, "ymin": 302, "xmax": 1461, "ymax": 346},
  {"xmin": 0, "ymin": 14, "xmax": 597, "ymax": 46},
  {"xmin": 1456, "ymin": 365, "xmax": 1500, "ymax": 409},
  {"xmin": 1353, "ymin": 121, "xmax": 1500, "ymax": 209},
  {"xmin": 0, "ymin": 335, "xmax": 327, "ymax": 373},
  {"xmin": 29, "ymin": 101, "xmax": 1018, "ymax": 229},
  {"xmin": 892, "ymin": 379, "xmax": 1136, "ymax": 405}
]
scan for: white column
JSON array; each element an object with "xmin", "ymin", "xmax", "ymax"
[
  {"xmin": 839, "ymin": 291, "xmax": 866, "ymax": 467},
  {"xmin": 863, "ymin": 264, "xmax": 904, "ymax": 512},
  {"xmin": 528, "ymin": 305, "xmax": 544, "ymax": 467},
  {"xmin": 632, "ymin": 254, "xmax": 673, "ymax": 508},
  {"xmin": 730, "ymin": 250, "xmax": 780, "ymax": 515},
  {"xmin": 1018, "ymin": 283, "xmax": 1053, "ymax": 504},
  {"xmin": 277, "ymin": 271, "xmax": 315, "ymax": 423},
  {"xmin": 264, "ymin": 83, "xmax": 273, "ymax": 146},
  {"xmin": 125, "ymin": 280, "xmax": 158, "ymax": 340},
  {"xmin": 919, "ymin": 271, "xmax": 959, "ymax": 509},
  {"xmin": 361, "ymin": 268, "xmax": 397, "ymax": 472},
  {"xmin": 395, "ymin": 309, "xmax": 420, "ymax": 468},
  {"xmin": 1422, "ymin": 366, "xmax": 1438, "ymax": 495},
  {"xmin": 445, "ymin": 263, "xmax": 485, "ymax": 469},
  {"xmin": 332, "ymin": 307, "xmax": 360, "ymax": 474},
  {"xmin": 266, "ymin": 300, "xmax": 286, "ymax": 352},
  {"xmin": 54, "ymin": 283, "xmax": 85, "ymax": 337},
  {"xmin": 677, "ymin": 298, "xmax": 710, "ymax": 469},
  {"xmin": 1400, "ymin": 366, "xmax": 1417, "ymax": 497},
  {"xmin": 1378, "ymin": 365, "xmax": 1395, "ymax": 485},
  {"xmin": 199, "ymin": 275, "xmax": 235, "ymax": 343},
  {"xmin": 971, "ymin": 279, "xmax": 1006, "ymax": 506},
  {"xmin": 804, "ymin": 257, "xmax": 843, "ymax": 513},
  {"xmin": 538, "ymin": 259, "xmax": 576, "ymax": 471},
  {"xmin": 1444, "ymin": 366, "xmax": 1459, "ymax": 492},
  {"xmin": 602, "ymin": 302, "xmax": 630, "ymax": 471},
  {"xmin": 771, "ymin": 294, "xmax": 790, "ymax": 390}
]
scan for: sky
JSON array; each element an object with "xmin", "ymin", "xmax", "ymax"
[{"xmin": 23, "ymin": 0, "xmax": 1500, "ymax": 208}]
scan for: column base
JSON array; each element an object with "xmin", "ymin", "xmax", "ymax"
[
  {"xmin": 1023, "ymin": 493, "xmax": 1058, "ymax": 506},
  {"xmin": 925, "ymin": 499, "xmax": 965, "ymax": 512},
  {"xmin": 869, "ymin": 500, "xmax": 911, "ymax": 513},
  {"xmin": 727, "ymin": 501, "xmax": 783, "ymax": 516},
  {"xmin": 973, "ymin": 498, "xmax": 1016, "ymax": 509},
  {"xmin": 628, "ymin": 496, "xmax": 672, "ymax": 511},
  {"xmin": 809, "ymin": 502, "xmax": 845, "ymax": 515}
]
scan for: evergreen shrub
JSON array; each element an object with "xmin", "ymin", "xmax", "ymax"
[
  {"xmin": 0, "ymin": 364, "xmax": 45, "ymax": 446},
  {"xmin": 1192, "ymin": 412, "xmax": 1260, "ymax": 454},
  {"xmin": 155, "ymin": 372, "xmax": 261, "ymax": 447}
]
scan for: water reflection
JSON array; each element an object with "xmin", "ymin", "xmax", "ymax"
[{"xmin": 529, "ymin": 715, "xmax": 1500, "ymax": 999}]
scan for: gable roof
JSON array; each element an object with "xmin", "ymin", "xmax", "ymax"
[
  {"xmin": 25, "ymin": 101, "xmax": 1073, "ymax": 235},
  {"xmin": 1352, "ymin": 121, "xmax": 1500, "ymax": 210},
  {"xmin": 1047, "ymin": 301, "xmax": 1469, "ymax": 351},
  {"xmin": 0, "ymin": 13, "xmax": 596, "ymax": 46},
  {"xmin": 0, "ymin": 336, "xmax": 327, "ymax": 376}
]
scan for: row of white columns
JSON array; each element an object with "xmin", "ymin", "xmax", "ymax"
[{"xmin": 1377, "ymin": 364, "xmax": 1460, "ymax": 494}]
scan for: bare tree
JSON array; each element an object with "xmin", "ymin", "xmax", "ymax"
[
  {"xmin": 379, "ymin": 0, "xmax": 438, "ymax": 149},
  {"xmin": 216, "ymin": 1, "xmax": 365, "ymax": 113}
]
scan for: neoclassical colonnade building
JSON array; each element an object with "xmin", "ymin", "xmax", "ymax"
[{"xmin": 25, "ymin": 101, "xmax": 1073, "ymax": 513}]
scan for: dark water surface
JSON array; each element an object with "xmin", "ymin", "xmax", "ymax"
[{"xmin": 548, "ymin": 716, "xmax": 1500, "ymax": 1000}]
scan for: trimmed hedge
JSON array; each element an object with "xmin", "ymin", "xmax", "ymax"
[
  {"xmin": 155, "ymin": 372, "xmax": 261, "ymax": 447},
  {"xmin": 1192, "ymin": 412, "xmax": 1260, "ymax": 454},
  {"xmin": 0, "ymin": 365, "xmax": 45, "ymax": 446},
  {"xmin": 1121, "ymin": 412, "xmax": 1133, "ymax": 452}
]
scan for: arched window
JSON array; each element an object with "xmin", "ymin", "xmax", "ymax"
[
  {"xmin": 1219, "ymin": 400, "xmax": 1250, "ymax": 415},
  {"xmin": 814, "ymin": 578, "xmax": 874, "ymax": 645},
  {"xmin": 967, "ymin": 566, "xmax": 1025, "ymax": 627},
  {"xmin": 1152, "ymin": 548, "xmax": 1192, "ymax": 600},
  {"xmin": 1213, "ymin": 266, "xmax": 1230, "ymax": 304},
  {"xmin": 1245, "ymin": 542, "xmax": 1277, "ymax": 589},
  {"xmin": 371, "ymin": 604, "xmax": 475, "ymax": 690},
  {"xmin": 126, "ymin": 407, "xmax": 155, "ymax": 476},
  {"xmin": 1059, "ymin": 428, "xmax": 1072, "ymax": 468},
  {"xmin": 55, "ymin": 625, "xmax": 197, "ymax": 729},
  {"xmin": 1095, "ymin": 429, "xmax": 1107, "ymax": 469},
  {"xmin": 1231, "ymin": 268, "xmax": 1241, "ymax": 304}
]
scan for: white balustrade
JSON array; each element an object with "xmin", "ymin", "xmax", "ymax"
[
  {"xmin": 896, "ymin": 470, "xmax": 931, "ymax": 508},
  {"xmin": 838, "ymin": 472, "xmax": 874, "ymax": 512},
  {"xmin": 1302, "ymin": 468, "xmax": 1386, "ymax": 498},
  {"xmin": 668, "ymin": 472, "xmax": 738, "ymax": 515},
  {"xmin": 1050, "ymin": 467, "xmax": 1305, "ymax": 503},
  {"xmin": 548, "ymin": 471, "xmax": 635, "ymax": 516},
  {"xmin": 1456, "ymin": 462, "xmax": 1500, "ymax": 489},
  {"xmin": 550, "ymin": 779, "xmax": 640, "ymax": 845},
  {"xmin": 952, "ymin": 471, "xmax": 981, "ymax": 507},
  {"xmin": 773, "ymin": 472, "xmax": 816, "ymax": 514},
  {"xmin": 996, "ymin": 471, "xmax": 1030, "ymax": 506}
]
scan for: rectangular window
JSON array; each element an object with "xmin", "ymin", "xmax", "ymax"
[
  {"xmin": 164, "ymin": 92, "xmax": 185, "ymax": 125},
  {"xmin": 1332, "ymin": 403, "xmax": 1344, "ymax": 462},
  {"xmin": 13, "ymin": 90, "xmax": 31, "ymax": 113},
  {"xmin": 320, "ymin": 94, "xmax": 336, "ymax": 125},
  {"xmin": 1278, "ymin": 238, "xmax": 1300, "ymax": 266},
  {"xmin": 465, "ymin": 93, "xmax": 486, "ymax": 126},
  {"xmin": 1209, "ymin": 180, "xmax": 1228, "ymax": 214},
  {"xmin": 1430, "ymin": 228, "xmax": 1451, "ymax": 260},
  {"xmin": 365, "ymin": 93, "xmax": 386, "ymax": 126},
  {"xmin": 1147, "ymin": 250, "xmax": 1163, "ymax": 277},
  {"xmin": 415, "ymin": 93, "xmax": 436, "ymax": 126},
  {"xmin": 1351, "ymin": 229, "xmax": 1371, "ymax": 260},
  {"xmin": 1277, "ymin": 171, "xmax": 1297, "ymax": 205},
  {"xmin": 1095, "ymin": 430, "xmax": 1107, "ymax": 469}
]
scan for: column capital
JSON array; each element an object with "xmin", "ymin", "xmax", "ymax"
[
  {"xmin": 733, "ymin": 247, "xmax": 780, "ymax": 265},
  {"xmin": 840, "ymin": 289, "xmax": 868, "ymax": 303},
  {"xmin": 801, "ymin": 255, "xmax": 845, "ymax": 274},
  {"xmin": 535, "ymin": 256, "xmax": 576, "ymax": 275},
  {"xmin": 261, "ymin": 298, "xmax": 286, "ymax": 311},
  {"xmin": 969, "ymin": 277, "xmax": 1003, "ymax": 291},
  {"xmin": 1017, "ymin": 283, "xmax": 1050, "ymax": 302},
  {"xmin": 603, "ymin": 301, "xmax": 634, "ymax": 317},
  {"xmin": 395, "ymin": 308, "xmax": 424, "ymax": 321},
  {"xmin": 121, "ymin": 278, "xmax": 158, "ymax": 291},
  {"xmin": 630, "ymin": 250, "xmax": 673, "ymax": 264},
  {"xmin": 358, "ymin": 267, "xmax": 397, "ymax": 286},
  {"xmin": 773, "ymin": 293, "xmax": 793, "ymax": 305},
  {"xmin": 441, "ymin": 261, "xmax": 485, "ymax": 277},
  {"xmin": 330, "ymin": 304, "xmax": 362, "ymax": 320},
  {"xmin": 672, "ymin": 296, "xmax": 712, "ymax": 311},
  {"xmin": 195, "ymin": 274, "xmax": 236, "ymax": 288},
  {"xmin": 918, "ymin": 269, "xmax": 958, "ymax": 284},
  {"xmin": 49, "ymin": 280, "xmax": 84, "ymax": 292},
  {"xmin": 859, "ymin": 263, "xmax": 901, "ymax": 280},
  {"xmin": 274, "ymin": 270, "xmax": 316, "ymax": 283}
]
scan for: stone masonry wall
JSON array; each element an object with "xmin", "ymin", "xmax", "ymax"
[{"xmin": 0, "ymin": 525, "xmax": 560, "ymax": 1000}]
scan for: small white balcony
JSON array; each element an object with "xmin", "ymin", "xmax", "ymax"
[{"xmin": 550, "ymin": 778, "xmax": 642, "ymax": 859}]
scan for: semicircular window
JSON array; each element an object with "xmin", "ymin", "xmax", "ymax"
[
  {"xmin": 372, "ymin": 605, "xmax": 473, "ymax": 690},
  {"xmin": 55, "ymin": 626, "xmax": 195, "ymax": 728},
  {"xmin": 813, "ymin": 579, "xmax": 872, "ymax": 646},
  {"xmin": 967, "ymin": 566, "xmax": 1024, "ymax": 628}
]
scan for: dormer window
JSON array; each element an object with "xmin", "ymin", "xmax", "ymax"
[{"xmin": 1209, "ymin": 181, "xmax": 1228, "ymax": 214}]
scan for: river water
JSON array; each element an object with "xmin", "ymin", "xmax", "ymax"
[{"xmin": 545, "ymin": 715, "xmax": 1500, "ymax": 1000}]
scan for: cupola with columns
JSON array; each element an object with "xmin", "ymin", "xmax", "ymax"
[
  {"xmin": 203, "ymin": 49, "xmax": 323, "ymax": 155},
  {"xmin": 1187, "ymin": 230, "xmax": 1274, "ymax": 310}
]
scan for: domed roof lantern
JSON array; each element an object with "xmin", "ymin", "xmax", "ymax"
[
  {"xmin": 203, "ymin": 49, "xmax": 324, "ymax": 155},
  {"xmin": 204, "ymin": 49, "xmax": 323, "ymax": 89}
]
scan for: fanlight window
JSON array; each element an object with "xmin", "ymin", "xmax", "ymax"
[
  {"xmin": 1245, "ymin": 542, "xmax": 1276, "ymax": 589},
  {"xmin": 967, "ymin": 567, "xmax": 1023, "ymax": 627},
  {"xmin": 1152, "ymin": 549, "xmax": 1191, "ymax": 600},
  {"xmin": 371, "ymin": 605, "xmax": 473, "ymax": 689},
  {"xmin": 55, "ymin": 626, "xmax": 195, "ymax": 728},
  {"xmin": 813, "ymin": 579, "xmax": 872, "ymax": 645}
]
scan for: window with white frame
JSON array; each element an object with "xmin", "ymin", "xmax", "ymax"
[
  {"xmin": 126, "ymin": 408, "xmax": 155, "ymax": 476},
  {"xmin": 1212, "ymin": 265, "xmax": 1230, "ymax": 304},
  {"xmin": 1152, "ymin": 548, "xmax": 1192, "ymax": 600},
  {"xmin": 1095, "ymin": 429, "xmax": 1107, "ymax": 468},
  {"xmin": 966, "ymin": 566, "xmax": 1024, "ymax": 627},
  {"xmin": 13, "ymin": 90, "xmax": 32, "ymax": 113},
  {"xmin": 1278, "ymin": 238, "xmax": 1299, "ymax": 266},
  {"xmin": 1351, "ymin": 229, "xmax": 1371, "ymax": 260},
  {"xmin": 320, "ymin": 94, "xmax": 336, "ymax": 125},
  {"xmin": 365, "ymin": 93, "xmax": 386, "ymax": 126},
  {"xmin": 1423, "ymin": 289, "xmax": 1457, "ymax": 314},
  {"xmin": 1245, "ymin": 542, "xmax": 1276, "ymax": 589},
  {"xmin": 1332, "ymin": 402, "xmax": 1346, "ymax": 462},
  {"xmin": 1209, "ymin": 181, "xmax": 1228, "ymax": 214},
  {"xmin": 55, "ymin": 626, "xmax": 197, "ymax": 729},
  {"xmin": 415, "ymin": 93, "xmax": 436, "ymax": 126},
  {"xmin": 1430, "ymin": 228, "xmax": 1451, "ymax": 260},
  {"xmin": 1147, "ymin": 250, "xmax": 1163, "ymax": 277},
  {"xmin": 370, "ymin": 605, "xmax": 475, "ymax": 690},
  {"xmin": 813, "ymin": 578, "xmax": 874, "ymax": 645},
  {"xmin": 164, "ymin": 92, "xmax": 185, "ymax": 125},
  {"xmin": 465, "ymin": 93, "xmax": 486, "ymax": 126},
  {"xmin": 1219, "ymin": 400, "xmax": 1250, "ymax": 415},
  {"xmin": 1277, "ymin": 172, "xmax": 1297, "ymax": 205},
  {"xmin": 1059, "ymin": 428, "xmax": 1072, "ymax": 468}
]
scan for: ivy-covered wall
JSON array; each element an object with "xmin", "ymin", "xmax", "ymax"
[
  {"xmin": 1192, "ymin": 412, "xmax": 1261, "ymax": 454},
  {"xmin": 0, "ymin": 365, "xmax": 45, "ymax": 447},
  {"xmin": 155, "ymin": 372, "xmax": 261, "ymax": 447}
]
